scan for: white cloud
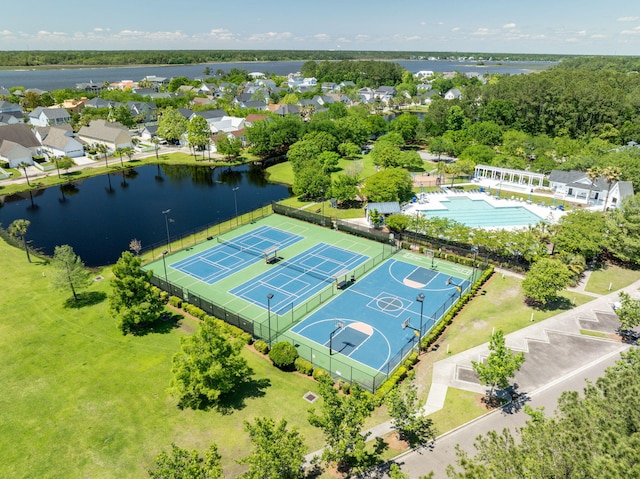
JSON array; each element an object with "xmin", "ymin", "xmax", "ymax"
[
  {"xmin": 0, "ymin": 29, "xmax": 13, "ymax": 36},
  {"xmin": 336, "ymin": 36, "xmax": 351, "ymax": 43},
  {"xmin": 590, "ymin": 33, "xmax": 607, "ymax": 39},
  {"xmin": 451, "ymin": 27, "xmax": 460, "ymax": 32},
  {"xmin": 246, "ymin": 31, "xmax": 293, "ymax": 42},
  {"xmin": 576, "ymin": 30, "xmax": 587, "ymax": 36},
  {"xmin": 355, "ymin": 34, "xmax": 371, "ymax": 41},
  {"xmin": 618, "ymin": 16, "xmax": 638, "ymax": 22},
  {"xmin": 621, "ymin": 26, "xmax": 640, "ymax": 35},
  {"xmin": 472, "ymin": 28, "xmax": 491, "ymax": 36},
  {"xmin": 503, "ymin": 23, "xmax": 516, "ymax": 29},
  {"xmin": 314, "ymin": 33, "xmax": 331, "ymax": 42}
]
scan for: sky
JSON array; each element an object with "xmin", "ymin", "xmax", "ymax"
[{"xmin": 1, "ymin": 1, "xmax": 639, "ymax": 55}]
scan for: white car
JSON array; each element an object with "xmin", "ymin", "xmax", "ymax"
[{"xmin": 611, "ymin": 301, "xmax": 622, "ymax": 311}]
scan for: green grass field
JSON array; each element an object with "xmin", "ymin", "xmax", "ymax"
[
  {"xmin": 584, "ymin": 264, "xmax": 640, "ymax": 295},
  {"xmin": 0, "ymin": 238, "xmax": 332, "ymax": 479}
]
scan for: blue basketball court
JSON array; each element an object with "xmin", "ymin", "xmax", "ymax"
[
  {"xmin": 289, "ymin": 257, "xmax": 473, "ymax": 372},
  {"xmin": 169, "ymin": 226, "xmax": 302, "ymax": 284}
]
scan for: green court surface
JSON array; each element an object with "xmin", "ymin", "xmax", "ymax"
[{"xmin": 143, "ymin": 214, "xmax": 394, "ymax": 337}]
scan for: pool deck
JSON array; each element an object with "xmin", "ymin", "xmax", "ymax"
[{"xmin": 403, "ymin": 190, "xmax": 566, "ymax": 230}]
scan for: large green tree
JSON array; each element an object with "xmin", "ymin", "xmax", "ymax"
[
  {"xmin": 308, "ymin": 376, "xmax": 375, "ymax": 472},
  {"xmin": 158, "ymin": 106, "xmax": 188, "ymax": 144},
  {"xmin": 606, "ymin": 193, "xmax": 640, "ymax": 266},
  {"xmin": 472, "ymin": 330, "xmax": 525, "ymax": 398},
  {"xmin": 149, "ymin": 443, "xmax": 223, "ymax": 479},
  {"xmin": 8, "ymin": 219, "xmax": 31, "ymax": 263},
  {"xmin": 109, "ymin": 251, "xmax": 165, "ymax": 334},
  {"xmin": 238, "ymin": 417, "xmax": 306, "ymax": 479},
  {"xmin": 362, "ymin": 167, "xmax": 413, "ymax": 202},
  {"xmin": 187, "ymin": 116, "xmax": 211, "ymax": 158},
  {"xmin": 553, "ymin": 210, "xmax": 607, "ymax": 262},
  {"xmin": 49, "ymin": 244, "xmax": 92, "ymax": 301},
  {"xmin": 522, "ymin": 258, "xmax": 572, "ymax": 305},
  {"xmin": 169, "ymin": 317, "xmax": 252, "ymax": 409}
]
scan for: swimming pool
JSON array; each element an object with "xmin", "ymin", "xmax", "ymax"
[{"xmin": 419, "ymin": 196, "xmax": 544, "ymax": 228}]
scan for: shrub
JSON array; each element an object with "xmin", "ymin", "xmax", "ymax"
[
  {"xmin": 312, "ymin": 367, "xmax": 330, "ymax": 381},
  {"xmin": 253, "ymin": 339, "xmax": 269, "ymax": 354},
  {"xmin": 341, "ymin": 381, "xmax": 351, "ymax": 394},
  {"xmin": 168, "ymin": 296, "xmax": 182, "ymax": 308},
  {"xmin": 294, "ymin": 357, "xmax": 313, "ymax": 375},
  {"xmin": 268, "ymin": 341, "xmax": 299, "ymax": 370}
]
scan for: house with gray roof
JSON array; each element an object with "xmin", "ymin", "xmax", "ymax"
[
  {"xmin": 40, "ymin": 126, "xmax": 84, "ymax": 158},
  {"xmin": 77, "ymin": 119, "xmax": 132, "ymax": 151},
  {"xmin": 548, "ymin": 169, "xmax": 634, "ymax": 209},
  {"xmin": 28, "ymin": 107, "xmax": 71, "ymax": 127},
  {"xmin": 0, "ymin": 140, "xmax": 33, "ymax": 168},
  {"xmin": 365, "ymin": 202, "xmax": 401, "ymax": 226},
  {"xmin": 0, "ymin": 123, "xmax": 42, "ymax": 160},
  {"xmin": 84, "ymin": 98, "xmax": 114, "ymax": 109},
  {"xmin": 444, "ymin": 88, "xmax": 462, "ymax": 100}
]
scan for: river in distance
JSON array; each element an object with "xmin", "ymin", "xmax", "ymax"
[
  {"xmin": 0, "ymin": 60, "xmax": 554, "ymax": 91},
  {"xmin": 0, "ymin": 164, "xmax": 290, "ymax": 267}
]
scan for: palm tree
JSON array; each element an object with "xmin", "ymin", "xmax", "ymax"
[
  {"xmin": 586, "ymin": 166, "xmax": 601, "ymax": 206},
  {"xmin": 150, "ymin": 137, "xmax": 160, "ymax": 161},
  {"xmin": 8, "ymin": 219, "xmax": 32, "ymax": 263},
  {"xmin": 601, "ymin": 166, "xmax": 622, "ymax": 211},
  {"xmin": 115, "ymin": 147, "xmax": 125, "ymax": 168},
  {"xmin": 95, "ymin": 143, "xmax": 109, "ymax": 168},
  {"xmin": 18, "ymin": 161, "xmax": 31, "ymax": 186}
]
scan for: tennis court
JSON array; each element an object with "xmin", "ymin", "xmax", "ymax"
[
  {"xmin": 288, "ymin": 256, "xmax": 473, "ymax": 373},
  {"xmin": 231, "ymin": 243, "xmax": 369, "ymax": 314},
  {"xmin": 170, "ymin": 225, "xmax": 302, "ymax": 284}
]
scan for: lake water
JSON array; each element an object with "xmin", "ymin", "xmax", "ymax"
[
  {"xmin": 0, "ymin": 164, "xmax": 290, "ymax": 266},
  {"xmin": 0, "ymin": 60, "xmax": 554, "ymax": 91}
]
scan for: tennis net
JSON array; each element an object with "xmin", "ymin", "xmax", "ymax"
[
  {"xmin": 278, "ymin": 260, "xmax": 336, "ymax": 283},
  {"xmin": 217, "ymin": 236, "xmax": 264, "ymax": 258}
]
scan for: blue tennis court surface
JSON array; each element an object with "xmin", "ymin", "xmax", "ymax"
[
  {"xmin": 170, "ymin": 226, "xmax": 302, "ymax": 284},
  {"xmin": 230, "ymin": 243, "xmax": 369, "ymax": 313},
  {"xmin": 290, "ymin": 258, "xmax": 472, "ymax": 372}
]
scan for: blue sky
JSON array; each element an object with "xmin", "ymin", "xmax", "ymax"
[{"xmin": 1, "ymin": 1, "xmax": 639, "ymax": 55}]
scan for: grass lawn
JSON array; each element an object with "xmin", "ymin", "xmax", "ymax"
[
  {"xmin": 433, "ymin": 273, "xmax": 595, "ymax": 358},
  {"xmin": 427, "ymin": 388, "xmax": 487, "ymax": 433},
  {"xmin": 584, "ymin": 264, "xmax": 640, "ymax": 295},
  {"xmin": 265, "ymin": 155, "xmax": 377, "ymax": 187},
  {"xmin": 0, "ymin": 238, "xmax": 333, "ymax": 479}
]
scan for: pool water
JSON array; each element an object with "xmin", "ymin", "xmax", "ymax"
[{"xmin": 419, "ymin": 196, "xmax": 544, "ymax": 228}]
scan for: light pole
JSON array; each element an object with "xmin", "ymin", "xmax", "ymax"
[
  {"xmin": 416, "ymin": 293, "xmax": 425, "ymax": 352},
  {"xmin": 162, "ymin": 209, "xmax": 171, "ymax": 251},
  {"xmin": 232, "ymin": 187, "xmax": 239, "ymax": 226},
  {"xmin": 446, "ymin": 277, "xmax": 463, "ymax": 299},
  {"xmin": 267, "ymin": 293, "xmax": 274, "ymax": 346},
  {"xmin": 162, "ymin": 249, "xmax": 168, "ymax": 283}
]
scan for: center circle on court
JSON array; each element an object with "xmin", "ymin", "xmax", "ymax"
[{"xmin": 376, "ymin": 296, "xmax": 404, "ymax": 312}]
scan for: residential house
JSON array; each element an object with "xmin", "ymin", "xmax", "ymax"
[
  {"xmin": 28, "ymin": 107, "xmax": 72, "ymax": 127},
  {"xmin": 338, "ymin": 81, "xmax": 356, "ymax": 91},
  {"xmin": 75, "ymin": 81, "xmax": 105, "ymax": 94},
  {"xmin": 207, "ymin": 116, "xmax": 245, "ymax": 134},
  {"xmin": 0, "ymin": 87, "xmax": 12, "ymax": 97},
  {"xmin": 192, "ymin": 97, "xmax": 216, "ymax": 108},
  {"xmin": 140, "ymin": 125, "xmax": 158, "ymax": 140},
  {"xmin": 58, "ymin": 98, "xmax": 87, "ymax": 114},
  {"xmin": 142, "ymin": 76, "xmax": 169, "ymax": 89},
  {"xmin": 176, "ymin": 108, "xmax": 194, "ymax": 120},
  {"xmin": 321, "ymin": 82, "xmax": 337, "ymax": 92},
  {"xmin": 374, "ymin": 86, "xmax": 397, "ymax": 103},
  {"xmin": 84, "ymin": 98, "xmax": 114, "ymax": 109},
  {"xmin": 267, "ymin": 104, "xmax": 300, "ymax": 116},
  {"xmin": 77, "ymin": 119, "xmax": 132, "ymax": 151},
  {"xmin": 126, "ymin": 101, "xmax": 157, "ymax": 122},
  {"xmin": 357, "ymin": 88, "xmax": 375, "ymax": 103},
  {"xmin": 0, "ymin": 100, "xmax": 24, "ymax": 124},
  {"xmin": 444, "ymin": 88, "xmax": 462, "ymax": 100},
  {"xmin": 40, "ymin": 126, "xmax": 84, "ymax": 158},
  {"xmin": 256, "ymin": 78, "xmax": 276, "ymax": 89},
  {"xmin": 132, "ymin": 87, "xmax": 157, "ymax": 96},
  {"xmin": 548, "ymin": 170, "xmax": 635, "ymax": 209},
  {"xmin": 0, "ymin": 123, "xmax": 42, "ymax": 166},
  {"xmin": 0, "ymin": 114, "xmax": 23, "ymax": 126},
  {"xmin": 0, "ymin": 140, "xmax": 33, "ymax": 168},
  {"xmin": 244, "ymin": 114, "xmax": 269, "ymax": 126}
]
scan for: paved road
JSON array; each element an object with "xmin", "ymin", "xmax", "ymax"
[{"xmin": 386, "ymin": 348, "xmax": 629, "ymax": 478}]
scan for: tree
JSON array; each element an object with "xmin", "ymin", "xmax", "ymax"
[
  {"xmin": 170, "ymin": 317, "xmax": 252, "ymax": 409},
  {"xmin": 50, "ymin": 244, "xmax": 92, "ymax": 301},
  {"xmin": 384, "ymin": 214, "xmax": 410, "ymax": 233},
  {"xmin": 95, "ymin": 143, "xmax": 109, "ymax": 168},
  {"xmin": 317, "ymin": 151, "xmax": 340, "ymax": 173},
  {"xmin": 308, "ymin": 376, "xmax": 375, "ymax": 472},
  {"xmin": 18, "ymin": 161, "xmax": 31, "ymax": 186},
  {"xmin": 292, "ymin": 161, "xmax": 332, "ymax": 200},
  {"xmin": 158, "ymin": 106, "xmax": 188, "ymax": 144},
  {"xmin": 521, "ymin": 258, "xmax": 572, "ymax": 305},
  {"xmin": 615, "ymin": 291, "xmax": 640, "ymax": 331},
  {"xmin": 472, "ymin": 330, "xmax": 525, "ymax": 398},
  {"xmin": 390, "ymin": 113, "xmax": 420, "ymax": 143},
  {"xmin": 606, "ymin": 193, "xmax": 640, "ymax": 266},
  {"xmin": 449, "ymin": 348, "xmax": 640, "ymax": 478},
  {"xmin": 553, "ymin": 210, "xmax": 607, "ymax": 262},
  {"xmin": 108, "ymin": 104, "xmax": 135, "ymax": 128},
  {"xmin": 601, "ymin": 166, "xmax": 622, "ymax": 211},
  {"xmin": 238, "ymin": 418, "xmax": 306, "ymax": 479},
  {"xmin": 150, "ymin": 137, "xmax": 160, "ymax": 161},
  {"xmin": 8, "ymin": 219, "xmax": 31, "ymax": 263},
  {"xmin": 386, "ymin": 374, "xmax": 437, "ymax": 447},
  {"xmin": 362, "ymin": 168, "xmax": 413, "ymax": 203},
  {"xmin": 331, "ymin": 174, "xmax": 359, "ymax": 206},
  {"xmin": 149, "ymin": 443, "xmax": 222, "ymax": 479},
  {"xmin": 56, "ymin": 156, "xmax": 74, "ymax": 176},
  {"xmin": 109, "ymin": 251, "xmax": 165, "ymax": 334},
  {"xmin": 215, "ymin": 135, "xmax": 243, "ymax": 160},
  {"xmin": 187, "ymin": 115, "xmax": 211, "ymax": 159}
]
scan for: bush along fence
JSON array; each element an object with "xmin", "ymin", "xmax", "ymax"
[{"xmin": 272, "ymin": 201, "xmax": 332, "ymax": 228}]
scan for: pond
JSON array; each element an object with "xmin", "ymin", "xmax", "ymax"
[{"xmin": 0, "ymin": 163, "xmax": 291, "ymax": 266}]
